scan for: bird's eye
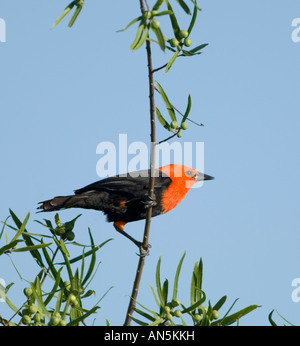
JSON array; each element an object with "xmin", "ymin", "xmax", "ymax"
[{"xmin": 185, "ymin": 170, "xmax": 194, "ymax": 177}]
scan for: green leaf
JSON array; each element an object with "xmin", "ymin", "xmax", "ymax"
[
  {"xmin": 156, "ymin": 107, "xmax": 173, "ymax": 132},
  {"xmin": 134, "ymin": 307, "xmax": 156, "ymax": 323},
  {"xmin": 187, "ymin": 43, "xmax": 208, "ymax": 54},
  {"xmin": 151, "ymin": 25, "xmax": 166, "ymax": 51},
  {"xmin": 172, "ymin": 252, "xmax": 186, "ymax": 300},
  {"xmin": 67, "ymin": 305, "xmax": 100, "ymax": 326},
  {"xmin": 164, "ymin": 50, "xmax": 179, "ymax": 73},
  {"xmin": 155, "ymin": 10, "xmax": 174, "ymax": 17},
  {"xmin": 155, "ymin": 256, "xmax": 165, "ymax": 307},
  {"xmin": 0, "ymin": 284, "xmax": 19, "ymax": 314},
  {"xmin": 189, "ymin": 0, "xmax": 202, "ymax": 11},
  {"xmin": 155, "ymin": 81, "xmax": 176, "ymax": 122},
  {"xmin": 166, "ymin": 1, "xmax": 180, "ymax": 39},
  {"xmin": 268, "ymin": 309, "xmax": 277, "ymax": 326},
  {"xmin": 81, "ymin": 229, "xmax": 96, "ymax": 286},
  {"xmin": 12, "ymin": 242, "xmax": 52, "ymax": 253},
  {"xmin": 68, "ymin": 2, "xmax": 84, "ymax": 28},
  {"xmin": 52, "ymin": 0, "xmax": 77, "ymax": 29},
  {"xmin": 10, "ymin": 212, "xmax": 30, "ymax": 243},
  {"xmin": 187, "ymin": 0, "xmax": 198, "ymax": 34},
  {"xmin": 213, "ymin": 305, "xmax": 260, "ymax": 326},
  {"xmin": 9, "ymin": 209, "xmax": 45, "ymax": 268},
  {"xmin": 152, "ymin": 0, "xmax": 164, "ymax": 12},
  {"xmin": 54, "ymin": 238, "xmax": 73, "ymax": 281},
  {"xmin": 44, "ymin": 268, "xmax": 63, "ymax": 307},
  {"xmin": 181, "ymin": 293, "xmax": 206, "ymax": 314},
  {"xmin": 117, "ymin": 16, "xmax": 143, "ymax": 32},
  {"xmin": 162, "ymin": 279, "xmax": 169, "ymax": 306},
  {"xmin": 0, "ymin": 216, "xmax": 10, "ymax": 240},
  {"xmin": 149, "ymin": 284, "xmax": 161, "ymax": 309},
  {"xmin": 149, "ymin": 317, "xmax": 164, "ymax": 326},
  {"xmin": 181, "ymin": 94, "xmax": 192, "ymax": 124},
  {"xmin": 0, "ymin": 240, "xmax": 22, "ymax": 255},
  {"xmin": 30, "ymin": 277, "xmax": 51, "ymax": 319},
  {"xmin": 212, "ymin": 295, "xmax": 227, "ymax": 311},
  {"xmin": 133, "ymin": 24, "xmax": 149, "ymax": 50},
  {"xmin": 130, "ymin": 315, "xmax": 149, "ymax": 326},
  {"xmin": 176, "ymin": 0, "xmax": 191, "ymax": 15},
  {"xmin": 130, "ymin": 22, "xmax": 145, "ymax": 50}
]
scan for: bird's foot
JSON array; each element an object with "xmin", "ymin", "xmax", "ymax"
[
  {"xmin": 137, "ymin": 242, "xmax": 152, "ymax": 257},
  {"xmin": 143, "ymin": 194, "xmax": 157, "ymax": 209}
]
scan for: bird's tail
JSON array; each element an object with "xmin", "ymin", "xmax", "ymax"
[{"xmin": 37, "ymin": 195, "xmax": 88, "ymax": 212}]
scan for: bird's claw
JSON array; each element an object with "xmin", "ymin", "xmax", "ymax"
[
  {"xmin": 142, "ymin": 194, "xmax": 157, "ymax": 209},
  {"xmin": 136, "ymin": 242, "xmax": 152, "ymax": 257}
]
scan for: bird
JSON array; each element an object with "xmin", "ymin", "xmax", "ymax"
[{"xmin": 38, "ymin": 164, "xmax": 214, "ymax": 248}]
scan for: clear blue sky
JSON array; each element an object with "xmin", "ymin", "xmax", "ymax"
[{"xmin": 1, "ymin": 0, "xmax": 300, "ymax": 326}]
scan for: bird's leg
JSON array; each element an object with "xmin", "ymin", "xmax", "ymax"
[{"xmin": 113, "ymin": 221, "xmax": 151, "ymax": 256}]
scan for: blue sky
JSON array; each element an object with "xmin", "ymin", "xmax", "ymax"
[{"xmin": 1, "ymin": 0, "xmax": 300, "ymax": 326}]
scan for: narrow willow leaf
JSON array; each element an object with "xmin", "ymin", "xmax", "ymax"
[
  {"xmin": 162, "ymin": 279, "xmax": 169, "ymax": 306},
  {"xmin": 149, "ymin": 317, "xmax": 164, "ymax": 326},
  {"xmin": 189, "ymin": 0, "xmax": 202, "ymax": 11},
  {"xmin": 12, "ymin": 242, "xmax": 52, "ymax": 253},
  {"xmin": 176, "ymin": 0, "xmax": 191, "ymax": 14},
  {"xmin": 181, "ymin": 294, "xmax": 206, "ymax": 314},
  {"xmin": 0, "ymin": 287, "xmax": 19, "ymax": 314},
  {"xmin": 52, "ymin": 0, "xmax": 76, "ymax": 29},
  {"xmin": 9, "ymin": 209, "xmax": 44, "ymax": 267},
  {"xmin": 44, "ymin": 268, "xmax": 63, "ymax": 307},
  {"xmin": 152, "ymin": 0, "xmax": 164, "ymax": 11},
  {"xmin": 0, "ymin": 240, "xmax": 21, "ymax": 255},
  {"xmin": 130, "ymin": 22, "xmax": 145, "ymax": 50},
  {"xmin": 188, "ymin": 43, "xmax": 208, "ymax": 54},
  {"xmin": 130, "ymin": 315, "xmax": 149, "ymax": 326},
  {"xmin": 68, "ymin": 306, "xmax": 100, "ymax": 326},
  {"xmin": 268, "ymin": 309, "xmax": 277, "ymax": 326},
  {"xmin": 172, "ymin": 252, "xmax": 186, "ymax": 300},
  {"xmin": 213, "ymin": 295, "xmax": 227, "ymax": 311},
  {"xmin": 133, "ymin": 24, "xmax": 149, "ymax": 50},
  {"xmin": 68, "ymin": 4, "xmax": 83, "ymax": 28},
  {"xmin": 30, "ymin": 278, "xmax": 51, "ymax": 319},
  {"xmin": 155, "ymin": 10, "xmax": 174, "ymax": 17},
  {"xmin": 10, "ymin": 212, "xmax": 29, "ymax": 243},
  {"xmin": 117, "ymin": 16, "xmax": 142, "ymax": 32},
  {"xmin": 164, "ymin": 50, "xmax": 179, "ymax": 73},
  {"xmin": 134, "ymin": 307, "xmax": 156, "ymax": 322},
  {"xmin": 151, "ymin": 26, "xmax": 165, "ymax": 51},
  {"xmin": 0, "ymin": 216, "xmax": 10, "ymax": 240},
  {"xmin": 155, "ymin": 81, "xmax": 176, "ymax": 122},
  {"xmin": 213, "ymin": 305, "xmax": 260, "ymax": 326},
  {"xmin": 54, "ymin": 238, "xmax": 73, "ymax": 281},
  {"xmin": 187, "ymin": 0, "xmax": 198, "ymax": 34},
  {"xmin": 155, "ymin": 257, "xmax": 164, "ymax": 306},
  {"xmin": 156, "ymin": 107, "xmax": 173, "ymax": 132},
  {"xmin": 81, "ymin": 229, "xmax": 96, "ymax": 286},
  {"xmin": 57, "ymin": 239, "xmax": 112, "ymax": 265},
  {"xmin": 149, "ymin": 284, "xmax": 161, "ymax": 309},
  {"xmin": 181, "ymin": 94, "xmax": 192, "ymax": 124},
  {"xmin": 166, "ymin": 1, "xmax": 180, "ymax": 38}
]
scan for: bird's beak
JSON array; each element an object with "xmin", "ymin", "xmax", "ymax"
[{"xmin": 195, "ymin": 172, "xmax": 214, "ymax": 181}]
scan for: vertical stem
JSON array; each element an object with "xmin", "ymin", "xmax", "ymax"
[{"xmin": 124, "ymin": 0, "xmax": 156, "ymax": 326}]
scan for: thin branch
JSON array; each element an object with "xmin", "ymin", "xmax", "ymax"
[
  {"xmin": 124, "ymin": 0, "xmax": 156, "ymax": 326},
  {"xmin": 158, "ymin": 132, "xmax": 177, "ymax": 144},
  {"xmin": 152, "ymin": 63, "xmax": 168, "ymax": 73}
]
